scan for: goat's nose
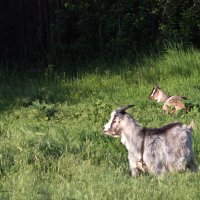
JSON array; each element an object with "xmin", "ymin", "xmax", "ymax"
[{"xmin": 148, "ymin": 96, "xmax": 152, "ymax": 99}]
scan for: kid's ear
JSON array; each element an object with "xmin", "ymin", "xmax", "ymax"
[{"xmin": 154, "ymin": 84, "xmax": 160, "ymax": 89}]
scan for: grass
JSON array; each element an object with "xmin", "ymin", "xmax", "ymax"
[{"xmin": 0, "ymin": 45, "xmax": 200, "ymax": 199}]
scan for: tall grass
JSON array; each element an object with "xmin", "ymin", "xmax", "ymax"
[{"xmin": 0, "ymin": 45, "xmax": 200, "ymax": 200}]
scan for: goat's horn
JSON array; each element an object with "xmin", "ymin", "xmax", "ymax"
[{"xmin": 117, "ymin": 104, "xmax": 134, "ymax": 113}]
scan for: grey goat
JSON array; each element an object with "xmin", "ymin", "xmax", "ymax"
[{"xmin": 103, "ymin": 105, "xmax": 197, "ymax": 176}]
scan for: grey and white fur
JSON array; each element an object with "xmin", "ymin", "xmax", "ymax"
[{"xmin": 103, "ymin": 105, "xmax": 197, "ymax": 176}]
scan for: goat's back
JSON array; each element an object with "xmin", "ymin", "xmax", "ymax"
[
  {"xmin": 143, "ymin": 122, "xmax": 183, "ymax": 136},
  {"xmin": 163, "ymin": 96, "xmax": 186, "ymax": 112},
  {"xmin": 143, "ymin": 122, "xmax": 192, "ymax": 149}
]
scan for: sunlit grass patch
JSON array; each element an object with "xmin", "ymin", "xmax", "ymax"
[{"xmin": 0, "ymin": 45, "xmax": 200, "ymax": 199}]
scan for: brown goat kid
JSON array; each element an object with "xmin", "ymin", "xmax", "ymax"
[
  {"xmin": 148, "ymin": 86, "xmax": 186, "ymax": 113},
  {"xmin": 103, "ymin": 105, "xmax": 196, "ymax": 176}
]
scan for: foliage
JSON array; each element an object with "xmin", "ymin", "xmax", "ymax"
[{"xmin": 1, "ymin": 0, "xmax": 200, "ymax": 69}]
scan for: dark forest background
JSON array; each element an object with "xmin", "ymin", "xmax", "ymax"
[{"xmin": 0, "ymin": 0, "xmax": 200, "ymax": 71}]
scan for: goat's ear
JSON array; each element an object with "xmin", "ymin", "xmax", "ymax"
[
  {"xmin": 117, "ymin": 104, "xmax": 134, "ymax": 113},
  {"xmin": 155, "ymin": 83, "xmax": 160, "ymax": 89}
]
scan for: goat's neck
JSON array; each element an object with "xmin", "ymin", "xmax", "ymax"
[
  {"xmin": 157, "ymin": 90, "xmax": 169, "ymax": 103},
  {"xmin": 121, "ymin": 121, "xmax": 144, "ymax": 156}
]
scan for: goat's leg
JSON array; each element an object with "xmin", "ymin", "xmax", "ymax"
[
  {"xmin": 163, "ymin": 103, "xmax": 175, "ymax": 114},
  {"xmin": 130, "ymin": 167, "xmax": 140, "ymax": 176},
  {"xmin": 128, "ymin": 153, "xmax": 140, "ymax": 176},
  {"xmin": 162, "ymin": 103, "xmax": 168, "ymax": 113}
]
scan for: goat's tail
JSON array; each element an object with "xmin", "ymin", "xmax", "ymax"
[{"xmin": 187, "ymin": 120, "xmax": 195, "ymax": 130}]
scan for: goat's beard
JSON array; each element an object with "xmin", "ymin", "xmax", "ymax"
[{"xmin": 104, "ymin": 131, "xmax": 120, "ymax": 138}]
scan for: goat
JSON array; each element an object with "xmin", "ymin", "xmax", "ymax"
[
  {"xmin": 148, "ymin": 86, "xmax": 186, "ymax": 113},
  {"xmin": 103, "ymin": 105, "xmax": 197, "ymax": 176}
]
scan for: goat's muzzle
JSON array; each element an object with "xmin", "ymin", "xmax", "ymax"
[{"xmin": 148, "ymin": 95, "xmax": 154, "ymax": 100}]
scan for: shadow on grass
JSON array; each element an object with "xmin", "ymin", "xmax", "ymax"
[{"xmin": 0, "ymin": 43, "xmax": 200, "ymax": 113}]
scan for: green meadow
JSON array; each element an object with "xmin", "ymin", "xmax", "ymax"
[{"xmin": 0, "ymin": 46, "xmax": 200, "ymax": 200}]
